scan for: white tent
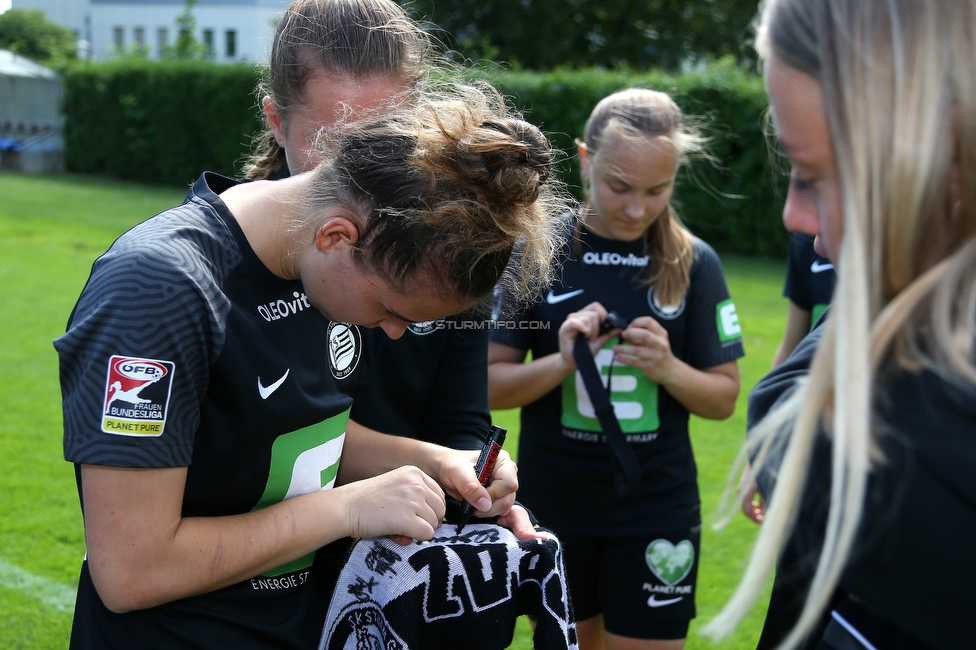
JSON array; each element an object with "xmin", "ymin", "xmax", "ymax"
[{"xmin": 0, "ymin": 49, "xmax": 64, "ymax": 173}]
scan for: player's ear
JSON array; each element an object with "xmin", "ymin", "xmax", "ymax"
[
  {"xmin": 313, "ymin": 216, "xmax": 360, "ymax": 254},
  {"xmin": 263, "ymin": 96, "xmax": 286, "ymax": 148},
  {"xmin": 578, "ymin": 143, "xmax": 591, "ymax": 176}
]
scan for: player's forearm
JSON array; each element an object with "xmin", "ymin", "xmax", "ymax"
[
  {"xmin": 487, "ymin": 354, "xmax": 573, "ymax": 409},
  {"xmin": 771, "ymin": 339, "xmax": 793, "ymax": 369},
  {"xmin": 772, "ymin": 303, "xmax": 812, "ymax": 369},
  {"xmin": 338, "ymin": 419, "xmax": 448, "ymax": 483},
  {"xmin": 658, "ymin": 361, "xmax": 740, "ymax": 420},
  {"xmin": 86, "ymin": 484, "xmax": 351, "ymax": 613},
  {"xmin": 336, "ymin": 422, "xmax": 513, "ymax": 521}
]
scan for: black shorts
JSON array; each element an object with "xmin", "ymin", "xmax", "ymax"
[{"xmin": 561, "ymin": 526, "xmax": 701, "ymax": 640}]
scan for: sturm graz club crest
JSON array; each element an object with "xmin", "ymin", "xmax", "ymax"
[
  {"xmin": 646, "ymin": 286, "xmax": 686, "ymax": 320},
  {"xmin": 407, "ymin": 320, "xmax": 441, "ymax": 336},
  {"xmin": 327, "ymin": 322, "xmax": 362, "ymax": 379}
]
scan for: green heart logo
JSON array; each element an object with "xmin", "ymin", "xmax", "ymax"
[{"xmin": 644, "ymin": 539, "xmax": 694, "ymax": 586}]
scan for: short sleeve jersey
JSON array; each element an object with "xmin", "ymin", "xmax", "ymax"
[
  {"xmin": 783, "ymin": 233, "xmax": 835, "ymax": 327},
  {"xmin": 491, "ymin": 217, "xmax": 744, "ymax": 535},
  {"xmin": 55, "ymin": 172, "xmax": 363, "ymax": 649}
]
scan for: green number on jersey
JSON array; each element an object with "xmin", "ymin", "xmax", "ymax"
[
  {"xmin": 252, "ymin": 408, "xmax": 350, "ymax": 576},
  {"xmin": 561, "ymin": 343, "xmax": 660, "ymax": 433}
]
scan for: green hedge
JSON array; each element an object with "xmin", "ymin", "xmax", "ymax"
[
  {"xmin": 62, "ymin": 58, "xmax": 787, "ymax": 255},
  {"xmin": 62, "ymin": 59, "xmax": 263, "ymax": 188}
]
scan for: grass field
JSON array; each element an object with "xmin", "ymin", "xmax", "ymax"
[{"xmin": 0, "ymin": 172, "xmax": 785, "ymax": 649}]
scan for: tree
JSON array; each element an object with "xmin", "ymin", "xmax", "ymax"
[
  {"xmin": 161, "ymin": 0, "xmax": 209, "ymax": 60},
  {"xmin": 0, "ymin": 8, "xmax": 76, "ymax": 63},
  {"xmin": 402, "ymin": 0, "xmax": 759, "ymax": 71}
]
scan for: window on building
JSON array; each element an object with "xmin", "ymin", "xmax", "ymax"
[
  {"xmin": 134, "ymin": 27, "xmax": 145, "ymax": 48},
  {"xmin": 113, "ymin": 27, "xmax": 124, "ymax": 50},
  {"xmin": 158, "ymin": 28, "xmax": 168, "ymax": 56},
  {"xmin": 203, "ymin": 29, "xmax": 214, "ymax": 56},
  {"xmin": 225, "ymin": 30, "xmax": 237, "ymax": 59}
]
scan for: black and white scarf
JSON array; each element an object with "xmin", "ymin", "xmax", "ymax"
[{"xmin": 319, "ymin": 522, "xmax": 578, "ymax": 650}]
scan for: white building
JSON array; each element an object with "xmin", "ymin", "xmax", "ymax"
[
  {"xmin": 11, "ymin": 0, "xmax": 290, "ymax": 63},
  {"xmin": 0, "ymin": 49, "xmax": 63, "ymax": 172}
]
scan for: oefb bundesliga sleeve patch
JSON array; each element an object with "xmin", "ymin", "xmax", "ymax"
[
  {"xmin": 319, "ymin": 522, "xmax": 579, "ymax": 650},
  {"xmin": 101, "ymin": 355, "xmax": 175, "ymax": 437}
]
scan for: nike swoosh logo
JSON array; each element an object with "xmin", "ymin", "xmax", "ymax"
[
  {"xmin": 258, "ymin": 369, "xmax": 290, "ymax": 400},
  {"xmin": 810, "ymin": 260, "xmax": 834, "ymax": 273},
  {"xmin": 647, "ymin": 595, "xmax": 683, "ymax": 608},
  {"xmin": 546, "ymin": 289, "xmax": 584, "ymax": 304}
]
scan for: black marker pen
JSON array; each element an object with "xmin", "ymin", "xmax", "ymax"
[{"xmin": 456, "ymin": 425, "xmax": 507, "ymax": 533}]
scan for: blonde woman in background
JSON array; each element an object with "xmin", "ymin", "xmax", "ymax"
[
  {"xmin": 489, "ymin": 88, "xmax": 744, "ymax": 650},
  {"xmin": 707, "ymin": 0, "xmax": 976, "ymax": 648}
]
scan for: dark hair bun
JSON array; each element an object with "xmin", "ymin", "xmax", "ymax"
[
  {"xmin": 307, "ymin": 84, "xmax": 571, "ymax": 306},
  {"xmin": 459, "ymin": 118, "xmax": 553, "ymax": 206}
]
